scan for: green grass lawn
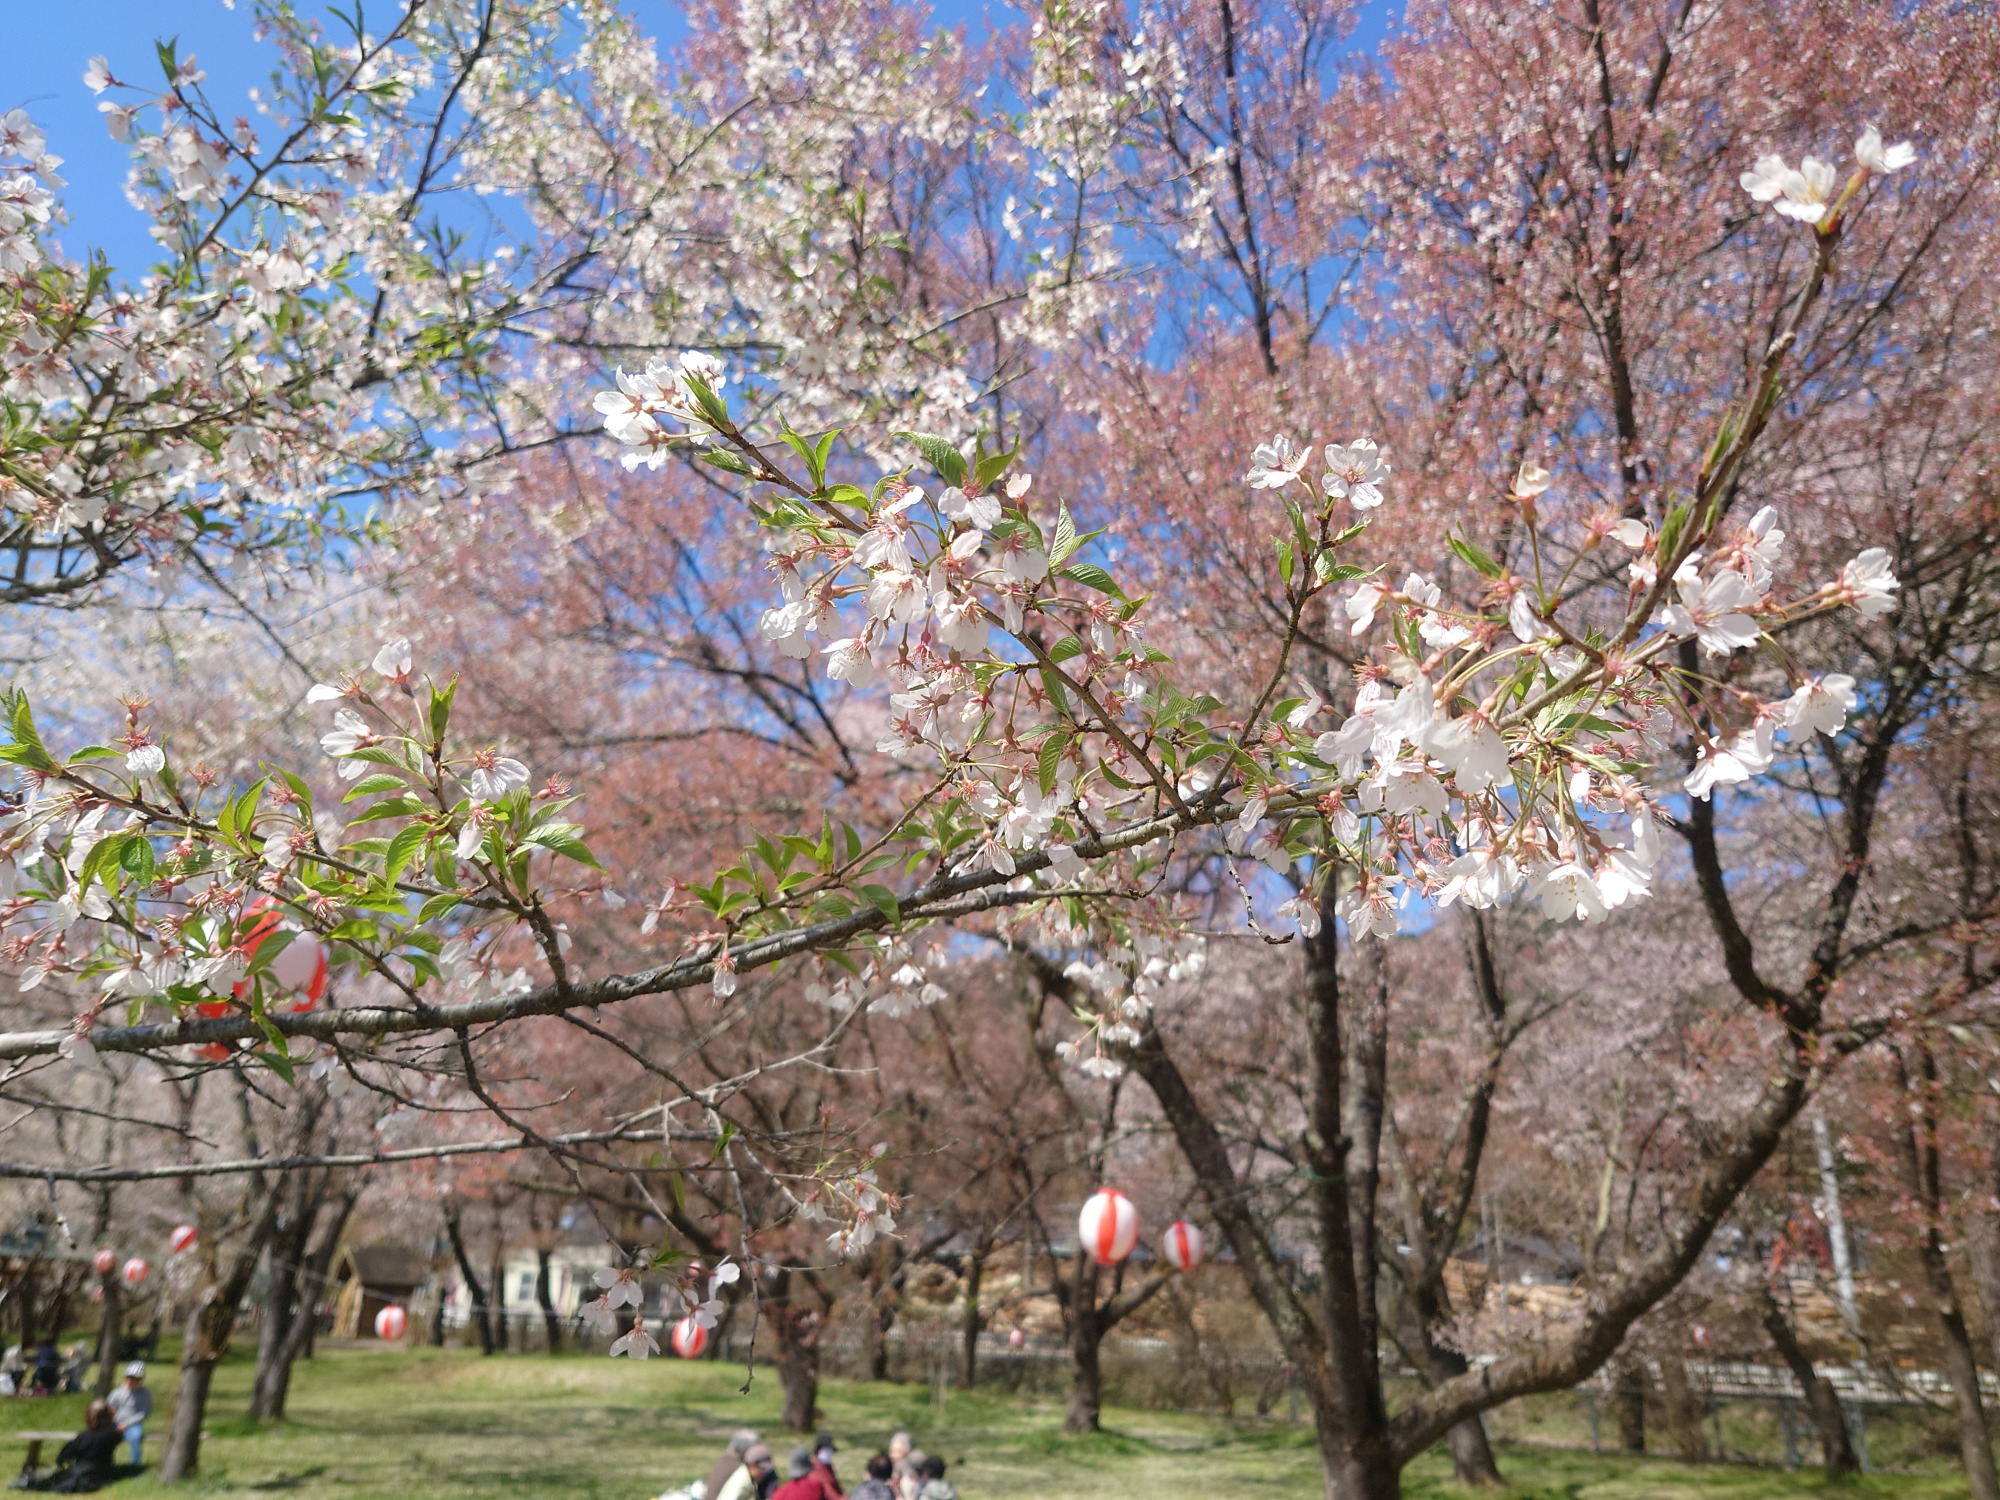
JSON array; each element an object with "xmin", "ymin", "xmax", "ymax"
[{"xmin": 0, "ymin": 1343, "xmax": 1976, "ymax": 1498}]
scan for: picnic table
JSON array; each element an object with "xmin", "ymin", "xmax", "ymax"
[{"xmin": 10, "ymin": 1429, "xmax": 75, "ymax": 1480}]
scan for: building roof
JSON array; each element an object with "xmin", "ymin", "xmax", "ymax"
[{"xmin": 344, "ymin": 1244, "xmax": 428, "ymax": 1291}]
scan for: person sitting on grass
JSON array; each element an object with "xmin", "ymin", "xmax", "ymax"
[
  {"xmin": 697, "ymin": 1429, "xmax": 760, "ymax": 1500},
  {"xmin": 770, "ymin": 1447, "xmax": 824, "ymax": 1500},
  {"xmin": 15, "ymin": 1399, "xmax": 121, "ymax": 1493},
  {"xmin": 806, "ymin": 1433, "xmax": 842, "ymax": 1499},
  {"xmin": 714, "ymin": 1443, "xmax": 775, "ymax": 1500},
  {"xmin": 912, "ymin": 1456, "xmax": 957, "ymax": 1500},
  {"xmin": 847, "ymin": 1452, "xmax": 897, "ymax": 1500}
]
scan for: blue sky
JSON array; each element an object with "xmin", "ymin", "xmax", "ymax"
[{"xmin": 6, "ymin": 0, "xmax": 1390, "ymax": 276}]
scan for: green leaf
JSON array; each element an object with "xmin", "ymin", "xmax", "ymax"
[
  {"xmin": 1057, "ymin": 563, "xmax": 1125, "ymax": 600},
  {"xmin": 1315, "ymin": 557, "xmax": 1370, "ymax": 584},
  {"xmin": 702, "ymin": 448, "xmax": 752, "ymax": 476},
  {"xmin": 4, "ymin": 696, "xmax": 56, "ymax": 773},
  {"xmin": 858, "ymin": 884, "xmax": 901, "ymax": 927},
  {"xmin": 119, "ymin": 837, "xmax": 156, "ymax": 887},
  {"xmin": 1038, "ymin": 732, "xmax": 1069, "ymax": 796},
  {"xmin": 384, "ymin": 824, "xmax": 428, "ymax": 884},
  {"xmin": 680, "ymin": 373, "xmax": 731, "ymax": 431},
  {"xmin": 429, "ymin": 677, "xmax": 458, "ymax": 745},
  {"xmin": 416, "ymin": 892, "xmax": 463, "ymax": 925},
  {"xmin": 1276, "ymin": 539, "xmax": 1295, "ymax": 586},
  {"xmin": 897, "ymin": 431, "xmax": 968, "ymax": 488},
  {"xmin": 1049, "ymin": 500, "xmax": 1080, "ymax": 566},
  {"xmin": 522, "ymin": 824, "xmax": 603, "ymax": 868},
  {"xmin": 78, "ymin": 833, "xmax": 133, "ymax": 896},
  {"xmin": 344, "ymin": 774, "xmax": 409, "ymax": 800},
  {"xmin": 1448, "ymin": 532, "xmax": 1504, "ymax": 579},
  {"xmin": 824, "ymin": 484, "xmax": 871, "ymax": 510}
]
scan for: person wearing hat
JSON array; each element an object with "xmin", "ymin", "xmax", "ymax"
[
  {"xmin": 715, "ymin": 1442, "xmax": 776, "ymax": 1500},
  {"xmin": 770, "ymin": 1446, "xmax": 821, "ymax": 1500},
  {"xmin": 806, "ymin": 1432, "xmax": 842, "ymax": 1499},
  {"xmin": 105, "ymin": 1362, "xmax": 152, "ymax": 1468},
  {"xmin": 701, "ymin": 1428, "xmax": 761, "ymax": 1500}
]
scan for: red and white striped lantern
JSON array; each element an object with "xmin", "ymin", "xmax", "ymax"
[
  {"xmin": 374, "ymin": 1305, "xmax": 408, "ymax": 1341},
  {"xmin": 1078, "ymin": 1187, "xmax": 1139, "ymax": 1266},
  {"xmin": 168, "ymin": 1224, "xmax": 198, "ymax": 1255},
  {"xmin": 1007, "ymin": 1328, "xmax": 1025, "ymax": 1350},
  {"xmin": 1161, "ymin": 1219, "xmax": 1205, "ymax": 1273},
  {"xmin": 233, "ymin": 899, "xmax": 331, "ymax": 1013},
  {"xmin": 121, "ymin": 1257, "xmax": 149, "ymax": 1287},
  {"xmin": 94, "ymin": 1249, "xmax": 116, "ymax": 1275},
  {"xmin": 670, "ymin": 1316, "xmax": 708, "ymax": 1359}
]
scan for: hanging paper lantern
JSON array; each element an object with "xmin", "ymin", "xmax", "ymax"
[
  {"xmin": 1162, "ymin": 1219, "xmax": 1205, "ymax": 1273},
  {"xmin": 233, "ymin": 898, "xmax": 331, "ymax": 1013},
  {"xmin": 93, "ymin": 1249, "xmax": 116, "ymax": 1275},
  {"xmin": 1007, "ymin": 1328, "xmax": 1025, "ymax": 1350},
  {"xmin": 374, "ymin": 1305, "xmax": 408, "ymax": 1341},
  {"xmin": 168, "ymin": 1224, "xmax": 198, "ymax": 1255},
  {"xmin": 121, "ymin": 1257, "xmax": 149, "ymax": 1287},
  {"xmin": 1078, "ymin": 1187, "xmax": 1139, "ymax": 1267},
  {"xmin": 670, "ymin": 1316, "xmax": 708, "ymax": 1359}
]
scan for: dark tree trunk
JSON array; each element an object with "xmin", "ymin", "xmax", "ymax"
[
  {"xmin": 534, "ymin": 1248, "xmax": 562, "ymax": 1353},
  {"xmin": 961, "ymin": 1248, "xmax": 984, "ymax": 1390},
  {"xmin": 862, "ymin": 1252, "xmax": 896, "ymax": 1381},
  {"xmin": 92, "ymin": 1271, "xmax": 122, "ymax": 1399},
  {"xmin": 1657, "ymin": 1354, "xmax": 1709, "ymax": 1461},
  {"xmin": 443, "ymin": 1200, "xmax": 494, "ymax": 1355},
  {"xmin": 1299, "ymin": 915, "xmax": 1400, "ymax": 1499},
  {"xmin": 770, "ymin": 1286, "xmax": 821, "ymax": 1433},
  {"xmin": 250, "ymin": 1191, "xmax": 316, "ymax": 1419},
  {"xmin": 1614, "ymin": 1359, "xmax": 1647, "ymax": 1453},
  {"xmin": 1760, "ymin": 1283, "xmax": 1858, "ymax": 1478},
  {"xmin": 1897, "ymin": 1045, "xmax": 2000, "ymax": 1500},
  {"xmin": 160, "ymin": 1189, "xmax": 281, "ymax": 1481},
  {"xmin": 1065, "ymin": 1295, "xmax": 1103, "ymax": 1435},
  {"xmin": 254, "ymin": 1189, "xmax": 355, "ymax": 1420}
]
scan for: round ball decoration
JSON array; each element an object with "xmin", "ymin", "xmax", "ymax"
[
  {"xmin": 121, "ymin": 1257, "xmax": 149, "ymax": 1287},
  {"xmin": 670, "ymin": 1316, "xmax": 708, "ymax": 1359},
  {"xmin": 374, "ymin": 1305, "xmax": 408, "ymax": 1341},
  {"xmin": 1007, "ymin": 1328, "xmax": 1025, "ymax": 1350},
  {"xmin": 168, "ymin": 1224, "xmax": 198, "ymax": 1255},
  {"xmin": 1161, "ymin": 1219, "xmax": 1205, "ymax": 1273},
  {"xmin": 232, "ymin": 899, "xmax": 332, "ymax": 1013},
  {"xmin": 1078, "ymin": 1187, "xmax": 1139, "ymax": 1267},
  {"xmin": 94, "ymin": 1249, "xmax": 116, "ymax": 1275}
]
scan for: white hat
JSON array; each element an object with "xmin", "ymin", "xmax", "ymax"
[{"xmin": 124, "ymin": 1362, "xmax": 145, "ymax": 1378}]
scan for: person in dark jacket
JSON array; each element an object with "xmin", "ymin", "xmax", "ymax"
[
  {"xmin": 22, "ymin": 1400, "xmax": 122, "ymax": 1492},
  {"xmin": 30, "ymin": 1339, "xmax": 59, "ymax": 1396},
  {"xmin": 847, "ymin": 1452, "xmax": 897, "ymax": 1500}
]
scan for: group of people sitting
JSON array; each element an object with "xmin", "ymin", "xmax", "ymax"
[
  {"xmin": 7, "ymin": 1362, "xmax": 153, "ymax": 1494},
  {"xmin": 674, "ymin": 1428, "xmax": 958, "ymax": 1500},
  {"xmin": 0, "ymin": 1341, "xmax": 91, "ymax": 1398}
]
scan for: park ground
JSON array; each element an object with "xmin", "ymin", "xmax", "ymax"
[{"xmin": 0, "ymin": 1343, "xmax": 1980, "ymax": 1499}]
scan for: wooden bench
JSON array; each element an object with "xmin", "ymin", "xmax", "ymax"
[{"xmin": 10, "ymin": 1430, "xmax": 77, "ymax": 1480}]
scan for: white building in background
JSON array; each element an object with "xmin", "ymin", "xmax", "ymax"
[{"xmin": 438, "ymin": 1244, "xmax": 614, "ymax": 1327}]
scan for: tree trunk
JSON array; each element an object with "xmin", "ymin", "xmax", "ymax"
[
  {"xmin": 771, "ymin": 1292, "xmax": 821, "ymax": 1432},
  {"xmin": 160, "ymin": 1190, "xmax": 281, "ymax": 1481},
  {"xmin": 862, "ymin": 1253, "xmax": 895, "ymax": 1381},
  {"xmin": 1760, "ymin": 1283, "xmax": 1858, "ymax": 1478},
  {"xmin": 534, "ymin": 1247, "xmax": 562, "ymax": 1353},
  {"xmin": 1897, "ymin": 1045, "xmax": 2000, "ymax": 1500},
  {"xmin": 92, "ymin": 1271, "xmax": 122, "ymax": 1399},
  {"xmin": 1614, "ymin": 1358, "xmax": 1647, "ymax": 1453},
  {"xmin": 257, "ymin": 1189, "xmax": 355, "ymax": 1420},
  {"xmin": 961, "ymin": 1248, "xmax": 984, "ymax": 1390},
  {"xmin": 443, "ymin": 1200, "xmax": 494, "ymax": 1355},
  {"xmin": 1657, "ymin": 1354, "xmax": 1708, "ymax": 1462},
  {"xmin": 1300, "ymin": 913, "xmax": 1401, "ymax": 1499},
  {"xmin": 1064, "ymin": 1287, "xmax": 1104, "ymax": 1435},
  {"xmin": 250, "ymin": 1196, "xmax": 315, "ymax": 1419}
]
